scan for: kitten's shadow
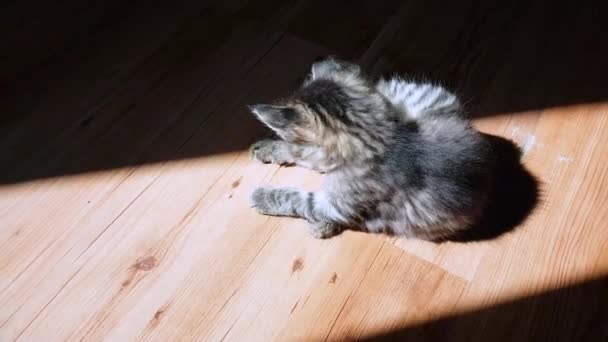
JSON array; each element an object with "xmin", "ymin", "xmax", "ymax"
[{"xmin": 446, "ymin": 133, "xmax": 540, "ymax": 242}]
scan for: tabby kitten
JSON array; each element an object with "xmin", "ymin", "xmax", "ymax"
[{"xmin": 248, "ymin": 58, "xmax": 494, "ymax": 240}]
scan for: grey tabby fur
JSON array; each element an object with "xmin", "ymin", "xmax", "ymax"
[{"xmin": 248, "ymin": 58, "xmax": 494, "ymax": 240}]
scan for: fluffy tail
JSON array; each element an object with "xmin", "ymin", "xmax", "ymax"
[{"xmin": 376, "ymin": 77, "xmax": 461, "ymax": 121}]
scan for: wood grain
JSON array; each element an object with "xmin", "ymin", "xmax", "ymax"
[{"xmin": 1, "ymin": 0, "xmax": 607, "ymax": 341}]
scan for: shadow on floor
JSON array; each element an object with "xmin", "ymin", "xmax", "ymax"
[
  {"xmin": 1, "ymin": 0, "xmax": 607, "ymax": 185},
  {"xmin": 361, "ymin": 0, "xmax": 608, "ymax": 118},
  {"xmin": 449, "ymin": 134, "xmax": 540, "ymax": 242},
  {"xmin": 347, "ymin": 274, "xmax": 608, "ymax": 342}
]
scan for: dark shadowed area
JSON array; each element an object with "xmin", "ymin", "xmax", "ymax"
[
  {"xmin": 449, "ymin": 133, "xmax": 540, "ymax": 242},
  {"xmin": 1, "ymin": 0, "xmax": 607, "ymax": 185},
  {"xmin": 349, "ymin": 275, "xmax": 608, "ymax": 342}
]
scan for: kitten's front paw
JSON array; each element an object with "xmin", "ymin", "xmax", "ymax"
[
  {"xmin": 310, "ymin": 222, "xmax": 341, "ymax": 239},
  {"xmin": 249, "ymin": 187, "xmax": 275, "ymax": 216},
  {"xmin": 250, "ymin": 140, "xmax": 293, "ymax": 165}
]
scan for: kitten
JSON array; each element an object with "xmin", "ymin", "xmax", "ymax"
[{"xmin": 248, "ymin": 58, "xmax": 494, "ymax": 240}]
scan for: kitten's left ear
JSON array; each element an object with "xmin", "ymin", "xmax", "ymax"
[{"xmin": 248, "ymin": 104, "xmax": 298, "ymax": 129}]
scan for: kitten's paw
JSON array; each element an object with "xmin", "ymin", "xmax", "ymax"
[
  {"xmin": 250, "ymin": 140, "xmax": 293, "ymax": 165},
  {"xmin": 249, "ymin": 187, "xmax": 276, "ymax": 216},
  {"xmin": 310, "ymin": 222, "xmax": 341, "ymax": 239}
]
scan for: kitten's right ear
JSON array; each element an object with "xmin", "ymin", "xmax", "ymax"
[
  {"xmin": 311, "ymin": 57, "xmax": 361, "ymax": 80},
  {"xmin": 311, "ymin": 58, "xmax": 340, "ymax": 79},
  {"xmin": 248, "ymin": 104, "xmax": 298, "ymax": 129}
]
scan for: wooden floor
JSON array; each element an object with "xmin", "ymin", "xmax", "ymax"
[{"xmin": 1, "ymin": 0, "xmax": 608, "ymax": 341}]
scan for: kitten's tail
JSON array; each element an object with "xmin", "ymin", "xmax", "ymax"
[{"xmin": 376, "ymin": 77, "xmax": 461, "ymax": 121}]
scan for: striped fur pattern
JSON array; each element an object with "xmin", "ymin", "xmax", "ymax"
[
  {"xmin": 249, "ymin": 58, "xmax": 494, "ymax": 240},
  {"xmin": 376, "ymin": 77, "xmax": 461, "ymax": 120}
]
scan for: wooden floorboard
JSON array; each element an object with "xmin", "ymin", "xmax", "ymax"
[{"xmin": 1, "ymin": 0, "xmax": 607, "ymax": 341}]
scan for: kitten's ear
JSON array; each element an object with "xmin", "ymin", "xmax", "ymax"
[
  {"xmin": 311, "ymin": 58, "xmax": 361, "ymax": 80},
  {"xmin": 248, "ymin": 104, "xmax": 298, "ymax": 129},
  {"xmin": 311, "ymin": 58, "xmax": 340, "ymax": 79}
]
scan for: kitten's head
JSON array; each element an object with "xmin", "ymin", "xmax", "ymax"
[{"xmin": 249, "ymin": 58, "xmax": 387, "ymax": 154}]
